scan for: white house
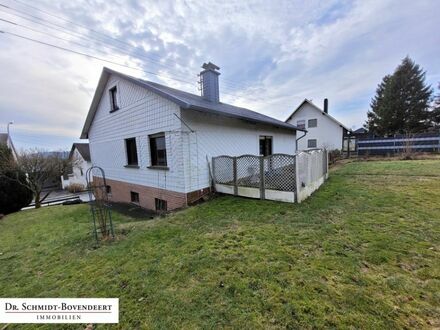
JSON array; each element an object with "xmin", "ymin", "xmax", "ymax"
[
  {"xmin": 285, "ymin": 99, "xmax": 351, "ymax": 151},
  {"xmin": 61, "ymin": 143, "xmax": 92, "ymax": 189},
  {"xmin": 0, "ymin": 133, "xmax": 18, "ymax": 160},
  {"xmin": 80, "ymin": 63, "xmax": 304, "ymax": 211}
]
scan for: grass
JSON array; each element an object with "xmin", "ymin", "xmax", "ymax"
[{"xmin": 1, "ymin": 159, "xmax": 440, "ymax": 329}]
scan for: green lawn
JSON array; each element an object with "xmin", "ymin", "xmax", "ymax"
[{"xmin": 1, "ymin": 159, "xmax": 440, "ymax": 329}]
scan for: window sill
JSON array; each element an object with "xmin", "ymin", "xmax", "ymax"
[
  {"xmin": 124, "ymin": 165, "xmax": 139, "ymax": 169},
  {"xmin": 147, "ymin": 165, "xmax": 169, "ymax": 171}
]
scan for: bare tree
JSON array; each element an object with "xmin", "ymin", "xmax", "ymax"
[{"xmin": 1, "ymin": 149, "xmax": 71, "ymax": 208}]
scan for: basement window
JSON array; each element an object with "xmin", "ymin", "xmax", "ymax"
[
  {"xmin": 130, "ymin": 191, "xmax": 139, "ymax": 203},
  {"xmin": 109, "ymin": 85, "xmax": 119, "ymax": 112},
  {"xmin": 155, "ymin": 198, "xmax": 167, "ymax": 211},
  {"xmin": 125, "ymin": 138, "xmax": 139, "ymax": 167},
  {"xmin": 308, "ymin": 139, "xmax": 317, "ymax": 148},
  {"xmin": 259, "ymin": 136, "xmax": 273, "ymax": 157},
  {"xmin": 149, "ymin": 133, "xmax": 167, "ymax": 167},
  {"xmin": 297, "ymin": 120, "xmax": 306, "ymax": 129},
  {"xmin": 308, "ymin": 119, "xmax": 317, "ymax": 128}
]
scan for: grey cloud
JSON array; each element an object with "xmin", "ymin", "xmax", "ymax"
[{"xmin": 1, "ymin": 0, "xmax": 439, "ymax": 150}]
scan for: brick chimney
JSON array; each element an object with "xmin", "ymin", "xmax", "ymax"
[{"xmin": 200, "ymin": 62, "xmax": 220, "ymax": 103}]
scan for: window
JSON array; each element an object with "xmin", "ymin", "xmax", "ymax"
[
  {"xmin": 125, "ymin": 138, "xmax": 138, "ymax": 166},
  {"xmin": 106, "ymin": 185, "xmax": 112, "ymax": 195},
  {"xmin": 297, "ymin": 120, "xmax": 306, "ymax": 129},
  {"xmin": 308, "ymin": 119, "xmax": 317, "ymax": 128},
  {"xmin": 109, "ymin": 86, "xmax": 119, "ymax": 112},
  {"xmin": 80, "ymin": 168, "xmax": 83, "ymax": 176},
  {"xmin": 130, "ymin": 191, "xmax": 139, "ymax": 203},
  {"xmin": 149, "ymin": 133, "xmax": 167, "ymax": 167},
  {"xmin": 259, "ymin": 136, "xmax": 272, "ymax": 156},
  {"xmin": 307, "ymin": 139, "xmax": 317, "ymax": 148},
  {"xmin": 155, "ymin": 198, "xmax": 167, "ymax": 211}
]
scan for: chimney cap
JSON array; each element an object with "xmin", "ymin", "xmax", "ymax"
[{"xmin": 202, "ymin": 62, "xmax": 220, "ymax": 71}]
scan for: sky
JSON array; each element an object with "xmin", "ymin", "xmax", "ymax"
[{"xmin": 1, "ymin": 0, "xmax": 439, "ymax": 151}]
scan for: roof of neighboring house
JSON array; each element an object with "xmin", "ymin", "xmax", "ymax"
[
  {"xmin": 0, "ymin": 133, "xmax": 18, "ymax": 157},
  {"xmin": 285, "ymin": 99, "xmax": 351, "ymax": 131},
  {"xmin": 353, "ymin": 127, "xmax": 367, "ymax": 134},
  {"xmin": 80, "ymin": 67, "xmax": 305, "ymax": 139},
  {"xmin": 70, "ymin": 143, "xmax": 91, "ymax": 162}
]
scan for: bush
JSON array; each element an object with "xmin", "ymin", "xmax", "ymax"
[
  {"xmin": 0, "ymin": 169, "xmax": 33, "ymax": 214},
  {"xmin": 67, "ymin": 183, "xmax": 85, "ymax": 193},
  {"xmin": 328, "ymin": 149, "xmax": 342, "ymax": 164}
]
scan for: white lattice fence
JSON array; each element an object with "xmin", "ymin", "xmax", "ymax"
[{"xmin": 212, "ymin": 149, "xmax": 328, "ymax": 203}]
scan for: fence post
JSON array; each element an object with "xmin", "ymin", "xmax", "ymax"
[
  {"xmin": 326, "ymin": 149, "xmax": 329, "ymax": 177},
  {"xmin": 259, "ymin": 156, "xmax": 265, "ymax": 200},
  {"xmin": 438, "ymin": 131, "xmax": 440, "ymax": 152},
  {"xmin": 211, "ymin": 157, "xmax": 216, "ymax": 185},
  {"xmin": 233, "ymin": 157, "xmax": 238, "ymax": 196},
  {"xmin": 295, "ymin": 153, "xmax": 301, "ymax": 203}
]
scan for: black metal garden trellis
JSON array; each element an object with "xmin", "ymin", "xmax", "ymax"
[{"xmin": 86, "ymin": 166, "xmax": 114, "ymax": 243}]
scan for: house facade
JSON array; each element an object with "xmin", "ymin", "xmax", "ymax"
[
  {"xmin": 285, "ymin": 99, "xmax": 351, "ymax": 151},
  {"xmin": 61, "ymin": 143, "xmax": 92, "ymax": 189},
  {"xmin": 80, "ymin": 64, "xmax": 302, "ymax": 211}
]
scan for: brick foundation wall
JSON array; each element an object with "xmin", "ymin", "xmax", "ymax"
[
  {"xmin": 187, "ymin": 187, "xmax": 211, "ymax": 204},
  {"xmin": 94, "ymin": 177, "xmax": 210, "ymax": 211}
]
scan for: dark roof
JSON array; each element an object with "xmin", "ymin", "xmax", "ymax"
[
  {"xmin": 70, "ymin": 143, "xmax": 91, "ymax": 162},
  {"xmin": 81, "ymin": 67, "xmax": 304, "ymax": 138},
  {"xmin": 353, "ymin": 127, "xmax": 367, "ymax": 134}
]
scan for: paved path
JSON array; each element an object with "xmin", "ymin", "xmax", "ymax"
[{"xmin": 23, "ymin": 190, "xmax": 93, "ymax": 210}]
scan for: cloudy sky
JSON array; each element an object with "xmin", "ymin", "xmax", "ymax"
[{"xmin": 1, "ymin": 0, "xmax": 439, "ymax": 151}]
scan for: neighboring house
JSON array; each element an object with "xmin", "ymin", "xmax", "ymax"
[
  {"xmin": 352, "ymin": 127, "xmax": 369, "ymax": 139},
  {"xmin": 285, "ymin": 99, "xmax": 351, "ymax": 151},
  {"xmin": 0, "ymin": 133, "xmax": 18, "ymax": 160},
  {"xmin": 61, "ymin": 143, "xmax": 92, "ymax": 189},
  {"xmin": 80, "ymin": 63, "xmax": 304, "ymax": 211}
]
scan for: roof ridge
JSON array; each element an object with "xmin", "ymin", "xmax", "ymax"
[{"xmin": 286, "ymin": 99, "xmax": 350, "ymax": 131}]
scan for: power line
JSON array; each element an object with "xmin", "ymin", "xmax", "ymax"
[
  {"xmin": 0, "ymin": 17, "xmax": 183, "ymax": 75},
  {"xmin": 0, "ymin": 28, "xmax": 297, "ymax": 110},
  {"xmin": 0, "ymin": 28, "xmax": 271, "ymax": 102},
  {"xmin": 10, "ymin": 0, "xmax": 160, "ymax": 60},
  {"xmin": 6, "ymin": 0, "xmax": 252, "ymax": 90},
  {"xmin": 0, "ymin": 9, "xmax": 297, "ymax": 109},
  {"xmin": 0, "ymin": 9, "xmax": 248, "ymax": 94},
  {"xmin": 0, "ymin": 6, "xmax": 173, "ymax": 70},
  {"xmin": 0, "ymin": 29, "xmax": 198, "ymax": 86}
]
